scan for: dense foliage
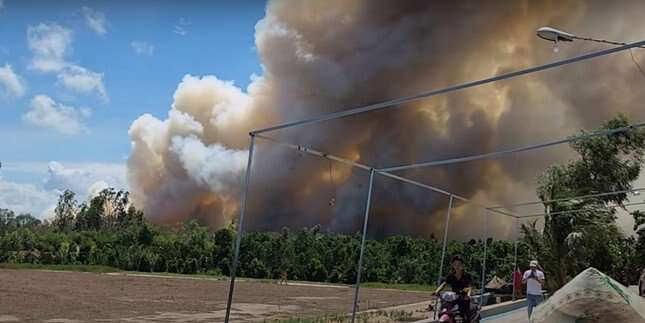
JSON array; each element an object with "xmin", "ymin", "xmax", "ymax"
[
  {"xmin": 0, "ymin": 189, "xmax": 529, "ymax": 286},
  {"xmin": 523, "ymin": 115, "xmax": 645, "ymax": 290}
]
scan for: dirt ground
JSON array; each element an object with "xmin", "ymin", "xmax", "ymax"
[{"xmin": 0, "ymin": 269, "xmax": 434, "ymax": 322}]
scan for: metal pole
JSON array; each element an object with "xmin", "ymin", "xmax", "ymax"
[
  {"xmin": 479, "ymin": 210, "xmax": 489, "ymax": 309},
  {"xmin": 438, "ymin": 195, "xmax": 454, "ymax": 285},
  {"xmin": 434, "ymin": 195, "xmax": 454, "ymax": 320},
  {"xmin": 351, "ymin": 169, "xmax": 376, "ymax": 323},
  {"xmin": 224, "ymin": 134, "xmax": 256, "ymax": 323},
  {"xmin": 512, "ymin": 217, "xmax": 519, "ymax": 301}
]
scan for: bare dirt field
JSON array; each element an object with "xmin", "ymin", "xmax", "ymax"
[{"xmin": 0, "ymin": 269, "xmax": 434, "ymax": 322}]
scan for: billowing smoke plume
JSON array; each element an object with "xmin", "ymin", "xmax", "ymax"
[{"xmin": 128, "ymin": 0, "xmax": 645, "ymax": 238}]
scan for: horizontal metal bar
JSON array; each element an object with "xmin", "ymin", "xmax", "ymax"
[
  {"xmin": 256, "ymin": 134, "xmax": 467, "ymax": 199},
  {"xmin": 252, "ymin": 40, "xmax": 645, "ymax": 135},
  {"xmin": 376, "ymin": 171, "xmax": 461, "ymax": 199},
  {"xmin": 376, "ymin": 171, "xmax": 520, "ymax": 219},
  {"xmin": 255, "ymin": 134, "xmax": 373, "ymax": 171},
  {"xmin": 380, "ymin": 122, "xmax": 645, "ymax": 172},
  {"xmin": 517, "ymin": 200, "xmax": 645, "ymax": 219},
  {"xmin": 490, "ymin": 186, "xmax": 645, "ymax": 210},
  {"xmin": 256, "ymin": 134, "xmax": 519, "ymax": 219},
  {"xmin": 485, "ymin": 207, "xmax": 521, "ymax": 219}
]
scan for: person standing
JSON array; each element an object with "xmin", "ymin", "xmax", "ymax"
[
  {"xmin": 512, "ymin": 266, "xmax": 523, "ymax": 300},
  {"xmin": 523, "ymin": 260, "xmax": 545, "ymax": 318}
]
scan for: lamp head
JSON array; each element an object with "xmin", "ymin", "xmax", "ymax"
[{"xmin": 537, "ymin": 27, "xmax": 575, "ymax": 43}]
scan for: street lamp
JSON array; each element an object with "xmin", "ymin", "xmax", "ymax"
[
  {"xmin": 537, "ymin": 27, "xmax": 575, "ymax": 43},
  {"xmin": 536, "ymin": 26, "xmax": 645, "ymax": 80},
  {"xmin": 536, "ymin": 26, "xmax": 645, "ymax": 52},
  {"xmin": 537, "ymin": 27, "xmax": 574, "ymax": 52}
]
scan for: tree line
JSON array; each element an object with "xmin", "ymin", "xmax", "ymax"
[{"xmin": 0, "ymin": 190, "xmax": 530, "ymax": 286}]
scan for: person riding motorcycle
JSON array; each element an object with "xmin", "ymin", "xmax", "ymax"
[{"xmin": 434, "ymin": 255, "xmax": 474, "ymax": 320}]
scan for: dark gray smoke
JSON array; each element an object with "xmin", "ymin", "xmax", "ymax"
[{"xmin": 128, "ymin": 0, "xmax": 645, "ymax": 238}]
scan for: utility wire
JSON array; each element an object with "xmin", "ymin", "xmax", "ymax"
[
  {"xmin": 572, "ymin": 35, "xmax": 645, "ymax": 80},
  {"xmin": 629, "ymin": 49, "xmax": 645, "ymax": 80}
]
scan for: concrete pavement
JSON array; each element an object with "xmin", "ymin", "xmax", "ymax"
[{"xmin": 482, "ymin": 307, "xmax": 528, "ymax": 323}]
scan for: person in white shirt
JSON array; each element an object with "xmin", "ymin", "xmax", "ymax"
[{"xmin": 523, "ymin": 260, "xmax": 545, "ymax": 318}]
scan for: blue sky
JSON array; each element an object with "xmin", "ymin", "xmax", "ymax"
[{"xmin": 0, "ymin": 0, "xmax": 266, "ymax": 216}]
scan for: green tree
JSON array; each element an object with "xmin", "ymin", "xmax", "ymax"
[
  {"xmin": 524, "ymin": 115, "xmax": 645, "ymax": 290},
  {"xmin": 53, "ymin": 190, "xmax": 78, "ymax": 231},
  {"xmin": 213, "ymin": 225, "xmax": 235, "ymax": 275}
]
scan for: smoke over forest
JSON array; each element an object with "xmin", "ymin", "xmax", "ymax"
[{"xmin": 127, "ymin": 0, "xmax": 645, "ymax": 239}]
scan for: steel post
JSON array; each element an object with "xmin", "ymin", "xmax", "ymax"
[
  {"xmin": 351, "ymin": 169, "xmax": 376, "ymax": 323},
  {"xmin": 438, "ymin": 195, "xmax": 454, "ymax": 285},
  {"xmin": 224, "ymin": 135, "xmax": 256, "ymax": 323},
  {"xmin": 479, "ymin": 210, "xmax": 489, "ymax": 309},
  {"xmin": 512, "ymin": 217, "xmax": 519, "ymax": 301}
]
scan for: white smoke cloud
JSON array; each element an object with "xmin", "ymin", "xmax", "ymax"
[
  {"xmin": 0, "ymin": 63, "xmax": 26, "ymax": 98},
  {"xmin": 128, "ymin": 75, "xmax": 257, "ymax": 225},
  {"xmin": 128, "ymin": 1, "xmax": 645, "ymax": 235},
  {"xmin": 81, "ymin": 7, "xmax": 107, "ymax": 36},
  {"xmin": 87, "ymin": 180, "xmax": 110, "ymax": 198},
  {"xmin": 169, "ymin": 136, "xmax": 248, "ymax": 192},
  {"xmin": 24, "ymin": 95, "xmax": 90, "ymax": 135}
]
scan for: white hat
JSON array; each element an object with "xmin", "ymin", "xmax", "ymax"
[{"xmin": 530, "ymin": 260, "xmax": 538, "ymax": 267}]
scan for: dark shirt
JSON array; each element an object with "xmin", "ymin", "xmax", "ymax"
[{"xmin": 444, "ymin": 272, "xmax": 473, "ymax": 294}]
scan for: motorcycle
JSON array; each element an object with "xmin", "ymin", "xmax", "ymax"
[{"xmin": 437, "ymin": 290, "xmax": 481, "ymax": 323}]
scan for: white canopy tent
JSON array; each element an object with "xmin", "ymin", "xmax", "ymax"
[{"xmin": 531, "ymin": 267, "xmax": 645, "ymax": 323}]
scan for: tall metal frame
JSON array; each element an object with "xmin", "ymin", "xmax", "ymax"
[{"xmin": 223, "ymin": 40, "xmax": 645, "ymax": 322}]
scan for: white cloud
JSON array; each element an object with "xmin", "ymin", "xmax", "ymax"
[
  {"xmin": 0, "ymin": 64, "xmax": 26, "ymax": 97},
  {"xmin": 82, "ymin": 7, "xmax": 107, "ymax": 36},
  {"xmin": 23, "ymin": 95, "xmax": 89, "ymax": 135},
  {"xmin": 0, "ymin": 0, "xmax": 4, "ymax": 11},
  {"xmin": 0, "ymin": 180, "xmax": 58, "ymax": 218},
  {"xmin": 27, "ymin": 23, "xmax": 72, "ymax": 73},
  {"xmin": 173, "ymin": 18, "xmax": 190, "ymax": 36},
  {"xmin": 130, "ymin": 41, "xmax": 155, "ymax": 56},
  {"xmin": 57, "ymin": 65, "xmax": 108, "ymax": 101},
  {"xmin": 26, "ymin": 23, "xmax": 108, "ymax": 100},
  {"xmin": 173, "ymin": 25, "xmax": 187, "ymax": 36},
  {"xmin": 45, "ymin": 161, "xmax": 126, "ymax": 198},
  {"xmin": 0, "ymin": 161, "xmax": 127, "ymax": 219}
]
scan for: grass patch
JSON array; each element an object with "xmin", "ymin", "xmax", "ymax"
[
  {"xmin": 128, "ymin": 270, "xmax": 224, "ymax": 280},
  {"xmin": 0, "ymin": 263, "xmax": 120, "ymax": 273},
  {"xmin": 361, "ymin": 282, "xmax": 436, "ymax": 293}
]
